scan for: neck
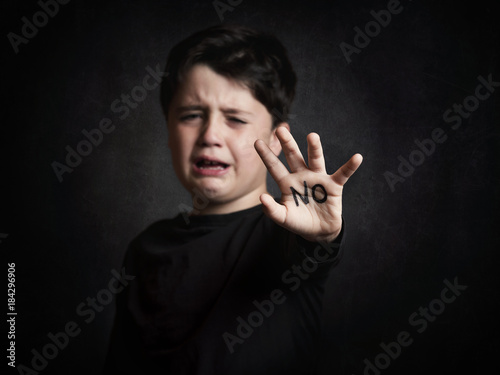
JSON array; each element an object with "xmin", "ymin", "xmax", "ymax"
[{"xmin": 193, "ymin": 188, "xmax": 267, "ymax": 216}]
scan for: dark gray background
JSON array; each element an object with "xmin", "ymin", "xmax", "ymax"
[{"xmin": 2, "ymin": 0, "xmax": 499, "ymax": 374}]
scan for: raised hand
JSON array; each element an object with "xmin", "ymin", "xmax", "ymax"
[{"xmin": 254, "ymin": 126, "xmax": 363, "ymax": 243}]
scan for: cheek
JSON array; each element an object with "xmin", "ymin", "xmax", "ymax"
[
  {"xmin": 232, "ymin": 146, "xmax": 265, "ymax": 177},
  {"xmin": 228, "ymin": 131, "xmax": 258, "ymax": 164},
  {"xmin": 171, "ymin": 130, "xmax": 195, "ymax": 158},
  {"xmin": 238, "ymin": 135, "xmax": 259, "ymax": 159},
  {"xmin": 234, "ymin": 126, "xmax": 270, "ymax": 159}
]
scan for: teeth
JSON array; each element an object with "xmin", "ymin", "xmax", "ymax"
[
  {"xmin": 197, "ymin": 159, "xmax": 227, "ymax": 169},
  {"xmin": 202, "ymin": 166, "xmax": 224, "ymax": 169}
]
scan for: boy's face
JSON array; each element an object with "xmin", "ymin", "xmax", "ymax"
[{"xmin": 167, "ymin": 64, "xmax": 284, "ymax": 214}]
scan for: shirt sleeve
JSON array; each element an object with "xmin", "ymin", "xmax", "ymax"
[{"xmin": 283, "ymin": 217, "xmax": 345, "ymax": 278}]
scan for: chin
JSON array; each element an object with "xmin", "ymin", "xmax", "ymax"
[{"xmin": 189, "ymin": 179, "xmax": 229, "ymax": 200}]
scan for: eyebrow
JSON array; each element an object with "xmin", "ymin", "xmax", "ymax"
[
  {"xmin": 175, "ymin": 105, "xmax": 204, "ymax": 113},
  {"xmin": 221, "ymin": 108, "xmax": 253, "ymax": 116},
  {"xmin": 174, "ymin": 105, "xmax": 253, "ymax": 116}
]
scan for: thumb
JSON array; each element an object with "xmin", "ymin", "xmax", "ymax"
[{"xmin": 260, "ymin": 193, "xmax": 287, "ymax": 225}]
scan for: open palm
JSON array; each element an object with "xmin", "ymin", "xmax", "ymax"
[{"xmin": 254, "ymin": 126, "xmax": 363, "ymax": 243}]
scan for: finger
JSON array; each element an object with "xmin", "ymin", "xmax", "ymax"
[
  {"xmin": 331, "ymin": 153, "xmax": 363, "ymax": 186},
  {"xmin": 260, "ymin": 193, "xmax": 287, "ymax": 225},
  {"xmin": 254, "ymin": 139, "xmax": 290, "ymax": 183},
  {"xmin": 307, "ymin": 132, "xmax": 326, "ymax": 173},
  {"xmin": 276, "ymin": 127, "xmax": 308, "ymax": 172}
]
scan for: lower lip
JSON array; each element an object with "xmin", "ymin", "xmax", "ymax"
[{"xmin": 192, "ymin": 163, "xmax": 231, "ymax": 176}]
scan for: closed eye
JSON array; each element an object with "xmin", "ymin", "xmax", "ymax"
[
  {"xmin": 180, "ymin": 113, "xmax": 203, "ymax": 122},
  {"xmin": 228, "ymin": 117, "xmax": 247, "ymax": 124}
]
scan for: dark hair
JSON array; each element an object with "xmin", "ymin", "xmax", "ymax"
[{"xmin": 160, "ymin": 24, "xmax": 297, "ymax": 127}]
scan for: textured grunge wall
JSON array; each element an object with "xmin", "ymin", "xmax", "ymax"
[{"xmin": 2, "ymin": 0, "xmax": 499, "ymax": 374}]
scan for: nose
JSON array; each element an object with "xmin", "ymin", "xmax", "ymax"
[{"xmin": 197, "ymin": 113, "xmax": 223, "ymax": 147}]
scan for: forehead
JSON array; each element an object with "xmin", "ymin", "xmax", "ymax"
[{"xmin": 170, "ymin": 64, "xmax": 268, "ymax": 113}]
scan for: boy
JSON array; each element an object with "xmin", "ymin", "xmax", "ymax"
[{"xmin": 104, "ymin": 24, "xmax": 362, "ymax": 374}]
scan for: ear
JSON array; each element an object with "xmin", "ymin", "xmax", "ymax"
[{"xmin": 269, "ymin": 122, "xmax": 290, "ymax": 156}]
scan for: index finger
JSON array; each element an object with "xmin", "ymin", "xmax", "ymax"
[{"xmin": 254, "ymin": 139, "xmax": 290, "ymax": 183}]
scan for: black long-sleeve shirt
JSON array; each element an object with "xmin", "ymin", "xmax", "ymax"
[{"xmin": 103, "ymin": 204, "xmax": 344, "ymax": 375}]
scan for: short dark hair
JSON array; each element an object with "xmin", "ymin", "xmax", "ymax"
[{"xmin": 160, "ymin": 24, "xmax": 297, "ymax": 127}]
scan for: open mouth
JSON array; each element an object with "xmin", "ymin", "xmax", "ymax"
[
  {"xmin": 196, "ymin": 160, "xmax": 229, "ymax": 170},
  {"xmin": 194, "ymin": 158, "xmax": 230, "ymax": 171}
]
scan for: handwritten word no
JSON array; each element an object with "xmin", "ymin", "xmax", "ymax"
[{"xmin": 290, "ymin": 181, "xmax": 327, "ymax": 207}]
